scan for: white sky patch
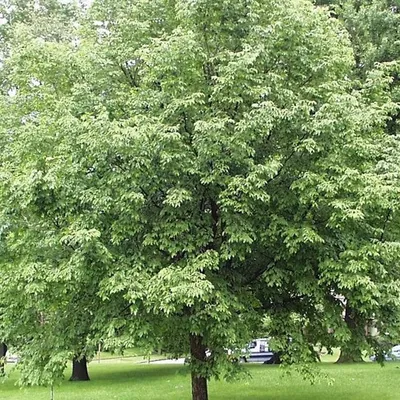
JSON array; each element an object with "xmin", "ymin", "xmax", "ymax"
[
  {"xmin": 30, "ymin": 78, "xmax": 41, "ymax": 87},
  {"xmin": 8, "ymin": 87, "xmax": 17, "ymax": 97}
]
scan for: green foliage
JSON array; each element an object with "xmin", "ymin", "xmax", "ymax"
[{"xmin": 314, "ymin": 0, "xmax": 400, "ymax": 360}]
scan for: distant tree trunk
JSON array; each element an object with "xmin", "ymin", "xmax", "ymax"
[
  {"xmin": 190, "ymin": 334, "xmax": 208, "ymax": 400},
  {"xmin": 337, "ymin": 304, "xmax": 364, "ymax": 363},
  {"xmin": 0, "ymin": 343, "xmax": 7, "ymax": 376},
  {"xmin": 70, "ymin": 356, "xmax": 90, "ymax": 381}
]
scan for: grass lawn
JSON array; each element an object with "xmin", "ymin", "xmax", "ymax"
[
  {"xmin": 1, "ymin": 361, "xmax": 399, "ymax": 400},
  {"xmin": 96, "ymin": 347, "xmax": 166, "ymax": 363}
]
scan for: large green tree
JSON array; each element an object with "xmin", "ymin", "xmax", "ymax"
[
  {"xmin": 0, "ymin": 0, "xmax": 121, "ymax": 384},
  {"xmin": 1, "ymin": 1, "xmax": 400, "ymax": 400},
  {"xmin": 314, "ymin": 0, "xmax": 400, "ymax": 363}
]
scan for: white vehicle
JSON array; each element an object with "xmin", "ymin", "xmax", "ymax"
[
  {"xmin": 248, "ymin": 338, "xmax": 269, "ymax": 353},
  {"xmin": 242, "ymin": 338, "xmax": 278, "ymax": 363},
  {"xmin": 370, "ymin": 345, "xmax": 400, "ymax": 362},
  {"xmin": 391, "ymin": 345, "xmax": 400, "ymax": 359}
]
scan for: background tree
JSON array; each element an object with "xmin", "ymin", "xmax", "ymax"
[
  {"xmin": 0, "ymin": 342, "xmax": 7, "ymax": 376},
  {"xmin": 314, "ymin": 0, "xmax": 400, "ymax": 363},
  {"xmin": 0, "ymin": 0, "xmax": 124, "ymax": 384}
]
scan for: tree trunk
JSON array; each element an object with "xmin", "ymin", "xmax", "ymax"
[
  {"xmin": 337, "ymin": 304, "xmax": 364, "ymax": 363},
  {"xmin": 190, "ymin": 334, "xmax": 208, "ymax": 400},
  {"xmin": 0, "ymin": 343, "xmax": 7, "ymax": 376},
  {"xmin": 337, "ymin": 347, "xmax": 363, "ymax": 363},
  {"xmin": 70, "ymin": 356, "xmax": 90, "ymax": 381}
]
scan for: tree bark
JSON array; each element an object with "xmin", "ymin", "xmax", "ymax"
[
  {"xmin": 70, "ymin": 355, "xmax": 90, "ymax": 381},
  {"xmin": 337, "ymin": 347, "xmax": 363, "ymax": 363},
  {"xmin": 190, "ymin": 334, "xmax": 208, "ymax": 400},
  {"xmin": 0, "ymin": 343, "xmax": 7, "ymax": 376},
  {"xmin": 337, "ymin": 304, "xmax": 364, "ymax": 363}
]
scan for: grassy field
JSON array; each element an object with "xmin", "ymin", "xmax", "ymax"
[
  {"xmin": 95, "ymin": 347, "xmax": 166, "ymax": 363},
  {"xmin": 1, "ymin": 360, "xmax": 399, "ymax": 400}
]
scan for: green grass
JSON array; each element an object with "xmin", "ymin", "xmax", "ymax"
[
  {"xmin": 96, "ymin": 347, "xmax": 166, "ymax": 363},
  {"xmin": 1, "ymin": 361, "xmax": 399, "ymax": 400}
]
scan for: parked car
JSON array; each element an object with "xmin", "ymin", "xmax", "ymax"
[
  {"xmin": 241, "ymin": 338, "xmax": 281, "ymax": 364},
  {"xmin": 370, "ymin": 345, "xmax": 400, "ymax": 362}
]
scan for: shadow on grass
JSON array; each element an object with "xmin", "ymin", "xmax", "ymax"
[{"xmin": 77, "ymin": 364, "xmax": 188, "ymax": 386}]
